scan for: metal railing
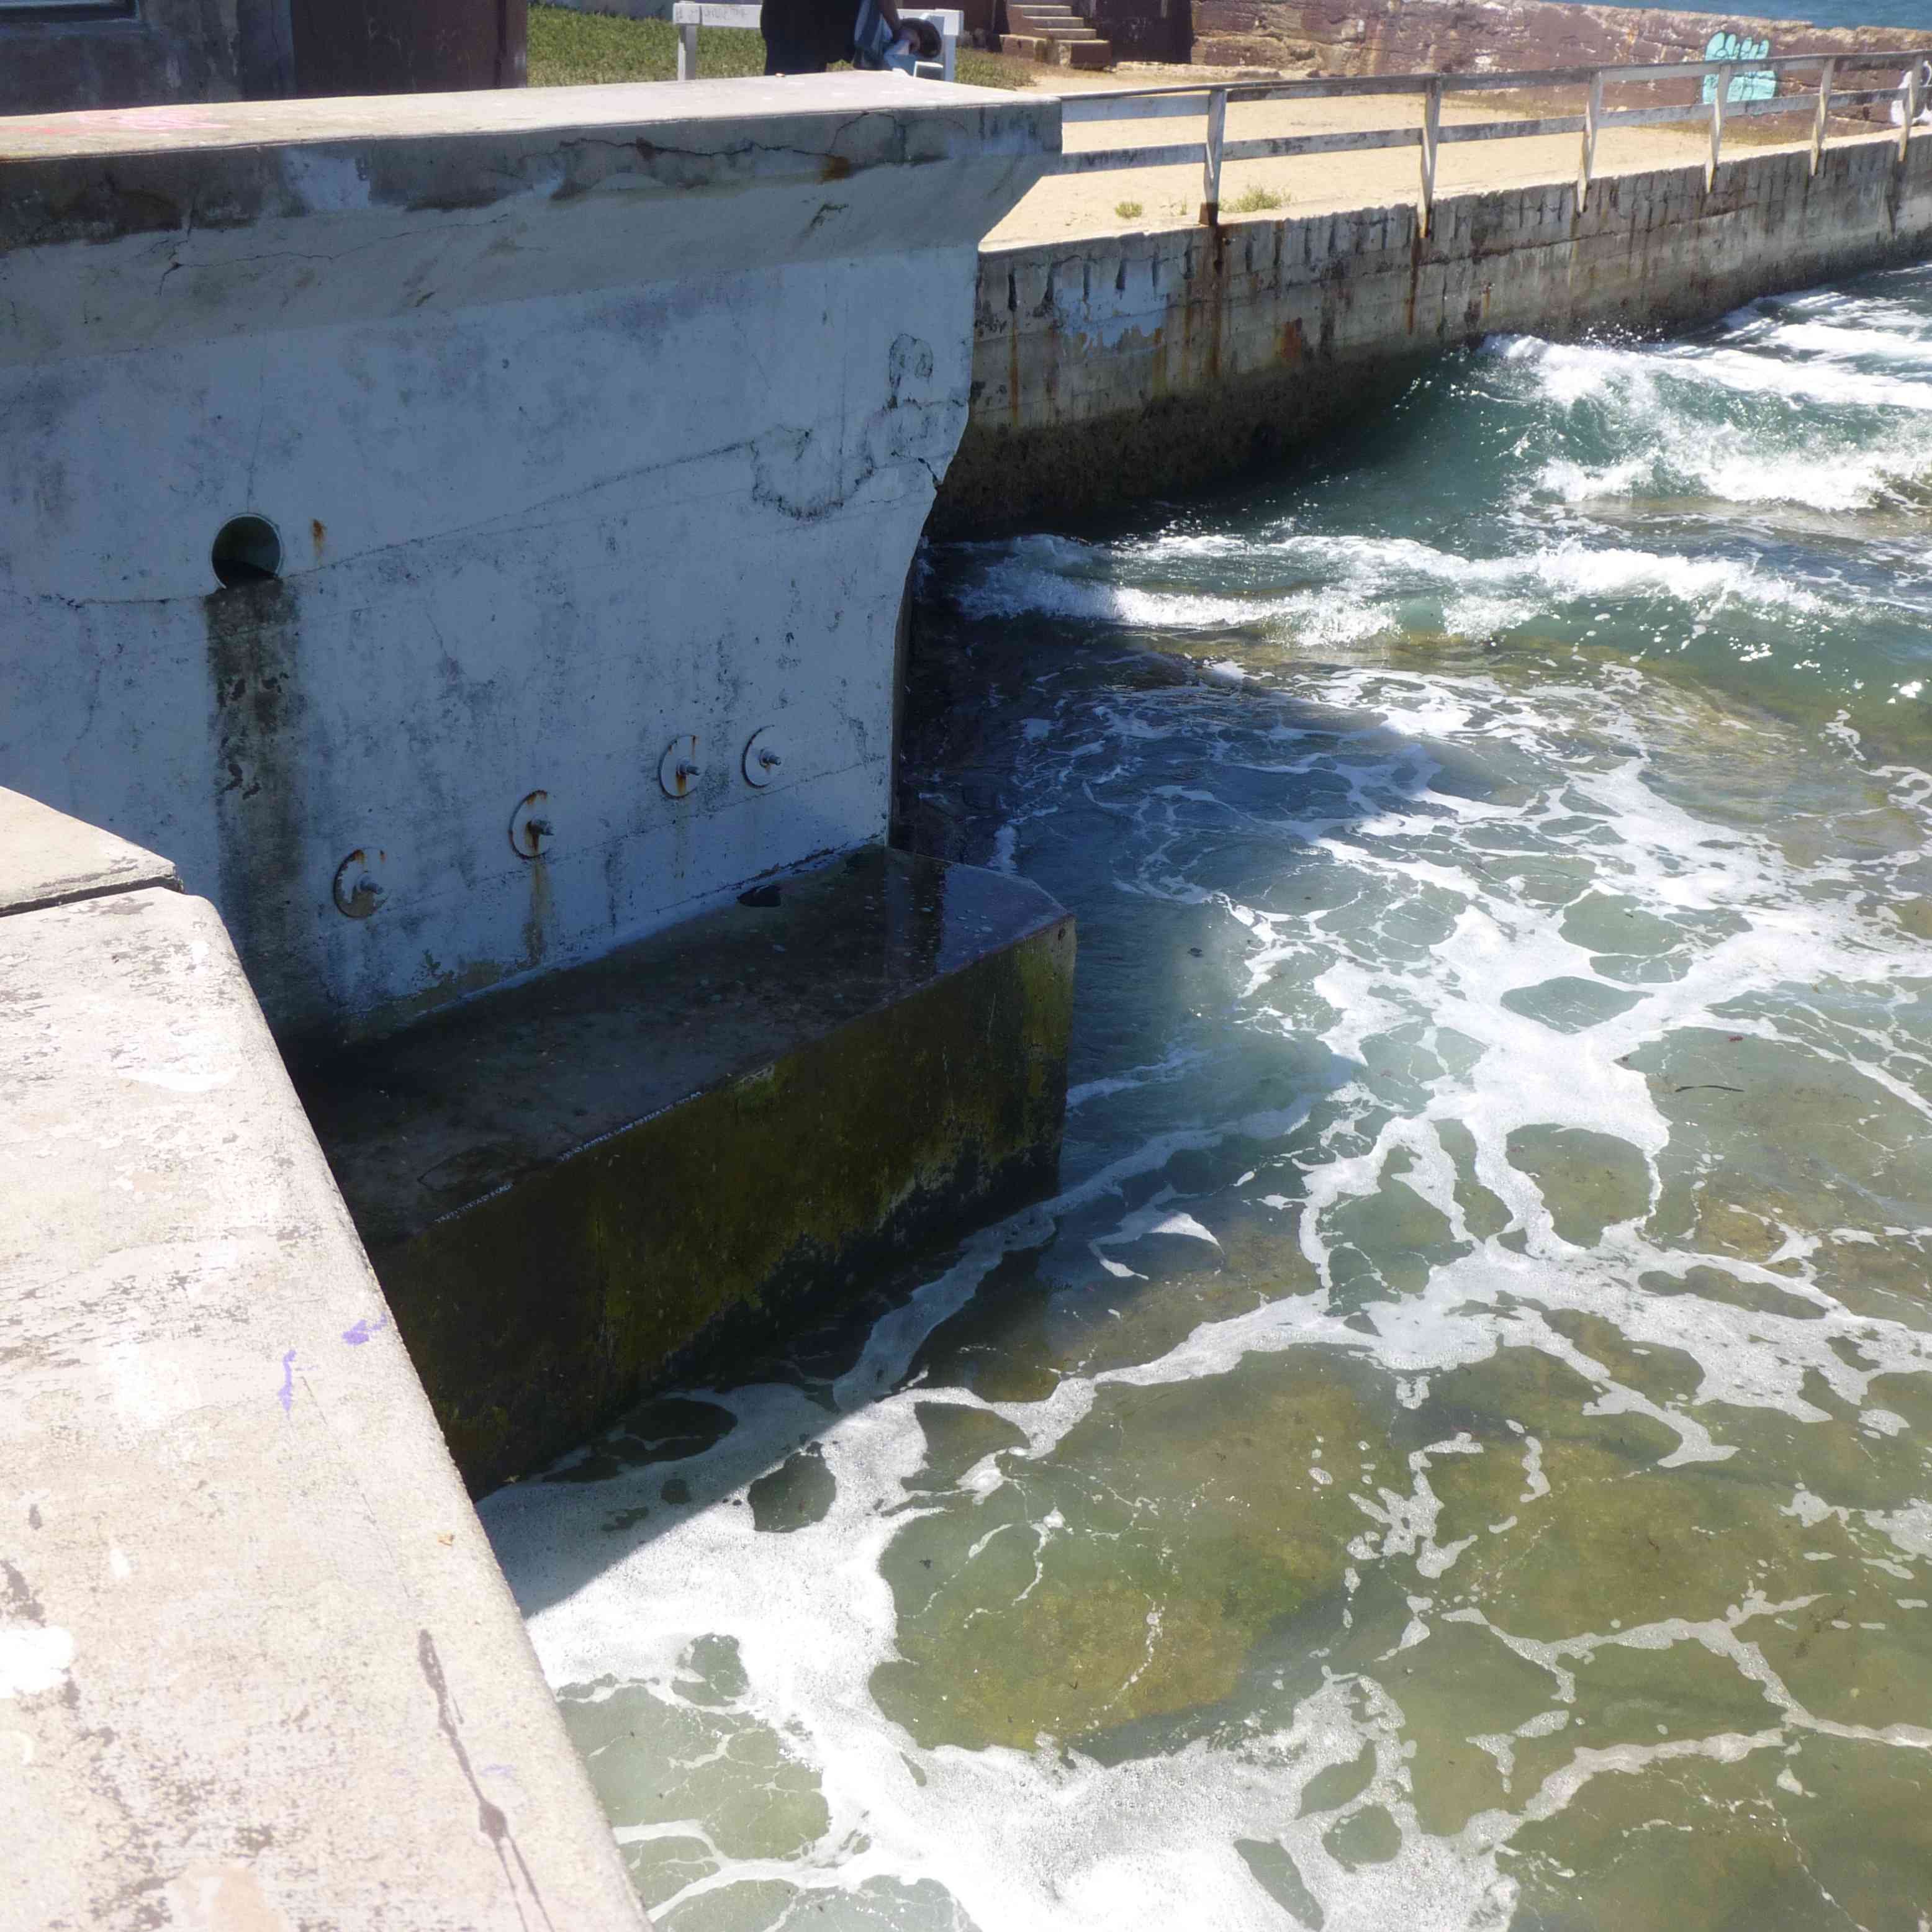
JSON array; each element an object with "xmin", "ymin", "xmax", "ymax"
[{"xmin": 1052, "ymin": 50, "xmax": 1932, "ymax": 232}]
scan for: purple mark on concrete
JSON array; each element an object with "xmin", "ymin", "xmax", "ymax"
[
  {"xmin": 341, "ymin": 1314, "xmax": 392, "ymax": 1346},
  {"xmin": 277, "ymin": 1349, "xmax": 298, "ymax": 1413}
]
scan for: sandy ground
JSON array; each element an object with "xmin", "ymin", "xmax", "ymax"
[{"xmin": 985, "ymin": 70, "xmax": 1889, "ymax": 245}]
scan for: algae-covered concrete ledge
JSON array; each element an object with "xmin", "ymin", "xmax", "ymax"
[{"xmin": 302, "ymin": 846, "xmax": 1076, "ymax": 1494}]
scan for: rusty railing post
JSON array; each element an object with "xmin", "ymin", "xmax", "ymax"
[
  {"xmin": 1708, "ymin": 60, "xmax": 1733, "ymax": 187},
  {"xmin": 1578, "ymin": 67, "xmax": 1603, "ymax": 207},
  {"xmin": 1420, "ymin": 76, "xmax": 1442, "ymax": 236},
  {"xmin": 1811, "ymin": 56, "xmax": 1835, "ymax": 175},
  {"xmin": 1201, "ymin": 86, "xmax": 1226, "ymax": 226}
]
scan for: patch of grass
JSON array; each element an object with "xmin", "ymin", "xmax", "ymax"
[
  {"xmin": 528, "ymin": 2, "xmax": 1030, "ymax": 88},
  {"xmin": 954, "ymin": 48, "xmax": 1034, "ymax": 88},
  {"xmin": 529, "ymin": 4, "xmax": 759, "ymax": 83},
  {"xmin": 1227, "ymin": 183, "xmax": 1285, "ymax": 213},
  {"xmin": 1114, "ymin": 198, "xmax": 1144, "ymax": 219}
]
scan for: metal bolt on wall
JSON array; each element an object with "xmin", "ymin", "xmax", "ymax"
[
  {"xmin": 660, "ymin": 735, "xmax": 702, "ymax": 800},
  {"xmin": 332, "ymin": 849, "xmax": 386, "ymax": 919},
  {"xmin": 510, "ymin": 791, "xmax": 552, "ymax": 859}
]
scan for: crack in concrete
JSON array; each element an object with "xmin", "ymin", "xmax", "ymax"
[{"xmin": 418, "ymin": 1628, "xmax": 556, "ymax": 1932}]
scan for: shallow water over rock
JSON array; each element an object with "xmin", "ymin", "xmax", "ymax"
[{"xmin": 484, "ymin": 266, "xmax": 1932, "ymax": 1930}]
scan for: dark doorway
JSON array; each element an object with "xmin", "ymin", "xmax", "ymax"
[{"xmin": 290, "ymin": 0, "xmax": 528, "ymax": 96}]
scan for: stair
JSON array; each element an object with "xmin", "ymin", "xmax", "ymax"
[{"xmin": 1002, "ymin": 1, "xmax": 1111, "ymax": 66}]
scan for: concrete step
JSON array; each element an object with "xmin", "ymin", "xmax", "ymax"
[
  {"xmin": 1057, "ymin": 36, "xmax": 1113, "ymax": 64},
  {"xmin": 1000, "ymin": 31, "xmax": 1050, "ymax": 58},
  {"xmin": 301, "ymin": 846, "xmax": 1076, "ymax": 1492}
]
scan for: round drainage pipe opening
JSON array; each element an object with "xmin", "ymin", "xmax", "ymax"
[{"xmin": 212, "ymin": 515, "xmax": 283, "ymax": 589}]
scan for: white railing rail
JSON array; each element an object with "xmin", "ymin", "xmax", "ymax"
[
  {"xmin": 670, "ymin": 2, "xmax": 961, "ymax": 82},
  {"xmin": 1053, "ymin": 48, "xmax": 1932, "ymax": 232}
]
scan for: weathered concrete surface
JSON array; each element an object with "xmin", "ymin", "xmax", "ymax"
[
  {"xmin": 0, "ymin": 781, "xmax": 180, "ymax": 915},
  {"xmin": 0, "ymin": 877, "xmax": 648, "ymax": 1929},
  {"xmin": 0, "ymin": 77, "xmax": 1053, "ymax": 1051},
  {"xmin": 300, "ymin": 846, "xmax": 1076, "ymax": 1492},
  {"xmin": 0, "ymin": 0, "xmax": 294, "ymax": 118},
  {"xmin": 1193, "ymin": 0, "xmax": 1921, "ymax": 86},
  {"xmin": 937, "ymin": 130, "xmax": 1932, "ymax": 533}
]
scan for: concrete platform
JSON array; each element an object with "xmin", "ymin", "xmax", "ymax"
[
  {"xmin": 0, "ymin": 782, "xmax": 179, "ymax": 916},
  {"xmin": 0, "ymin": 867, "xmax": 647, "ymax": 1926},
  {"xmin": 300, "ymin": 846, "xmax": 1075, "ymax": 1494}
]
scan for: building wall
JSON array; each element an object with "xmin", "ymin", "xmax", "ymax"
[
  {"xmin": 1096, "ymin": 0, "xmax": 1191, "ymax": 65},
  {"xmin": 289, "ymin": 0, "xmax": 529, "ymax": 96},
  {"xmin": 936, "ymin": 131, "xmax": 1932, "ymax": 534},
  {"xmin": 0, "ymin": 0, "xmax": 294, "ymax": 115},
  {"xmin": 0, "ymin": 77, "xmax": 1054, "ymax": 1048},
  {"xmin": 0, "ymin": 0, "xmax": 528, "ymax": 112}
]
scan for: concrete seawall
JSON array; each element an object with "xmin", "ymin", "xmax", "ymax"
[
  {"xmin": 937, "ymin": 130, "xmax": 1932, "ymax": 533},
  {"xmin": 0, "ymin": 75, "xmax": 1052, "ymax": 1051}
]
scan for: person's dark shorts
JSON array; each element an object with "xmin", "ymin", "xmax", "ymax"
[
  {"xmin": 761, "ymin": 0, "xmax": 844, "ymax": 72},
  {"xmin": 762, "ymin": 30, "xmax": 828, "ymax": 73}
]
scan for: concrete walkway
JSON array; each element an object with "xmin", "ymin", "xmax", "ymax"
[
  {"xmin": 988, "ymin": 79, "xmax": 1884, "ymax": 243},
  {"xmin": 0, "ymin": 790, "xmax": 647, "ymax": 1930}
]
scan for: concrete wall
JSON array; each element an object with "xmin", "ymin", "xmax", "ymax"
[
  {"xmin": 937, "ymin": 130, "xmax": 1932, "ymax": 533},
  {"xmin": 0, "ymin": 787, "xmax": 649, "ymax": 1930},
  {"xmin": 0, "ymin": 77, "xmax": 1052, "ymax": 1050},
  {"xmin": 0, "ymin": 0, "xmax": 294, "ymax": 115}
]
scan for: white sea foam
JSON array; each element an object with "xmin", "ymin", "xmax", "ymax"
[
  {"xmin": 1742, "ymin": 320, "xmax": 1932, "ymax": 367},
  {"xmin": 950, "ymin": 530, "xmax": 1841, "ymax": 647},
  {"xmin": 1485, "ymin": 324, "xmax": 1932, "ymax": 512},
  {"xmin": 1498, "ymin": 334, "xmax": 1932, "ymax": 415}
]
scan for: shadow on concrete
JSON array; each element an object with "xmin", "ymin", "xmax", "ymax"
[{"xmin": 485, "ymin": 585, "xmax": 1496, "ymax": 1623}]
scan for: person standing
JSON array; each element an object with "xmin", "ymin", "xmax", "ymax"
[
  {"xmin": 760, "ymin": 0, "xmax": 914, "ymax": 74},
  {"xmin": 1890, "ymin": 60, "xmax": 1932, "ymax": 128}
]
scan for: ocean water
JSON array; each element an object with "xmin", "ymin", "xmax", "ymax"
[
  {"xmin": 1600, "ymin": 0, "xmax": 1929, "ymax": 31},
  {"xmin": 483, "ymin": 264, "xmax": 1932, "ymax": 1931}
]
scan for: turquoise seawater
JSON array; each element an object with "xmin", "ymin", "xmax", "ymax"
[
  {"xmin": 1600, "ymin": 0, "xmax": 1928, "ymax": 29},
  {"xmin": 485, "ymin": 266, "xmax": 1932, "ymax": 1930}
]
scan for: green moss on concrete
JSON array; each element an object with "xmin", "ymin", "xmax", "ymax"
[{"xmin": 376, "ymin": 914, "xmax": 1075, "ymax": 1493}]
